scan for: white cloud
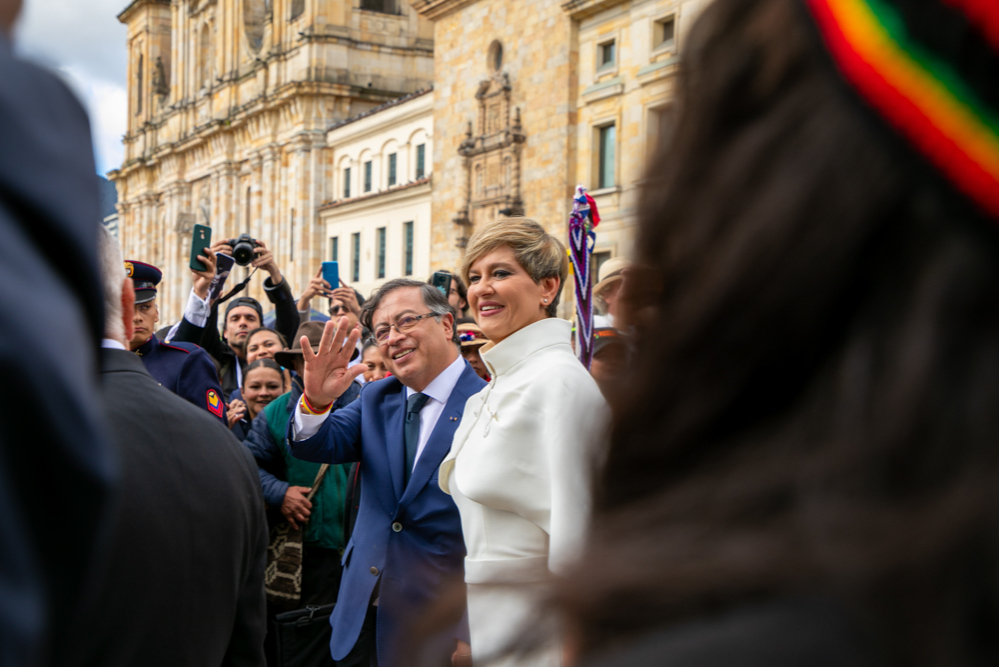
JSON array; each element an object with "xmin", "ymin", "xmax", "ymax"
[{"xmin": 12, "ymin": 0, "xmax": 128, "ymax": 175}]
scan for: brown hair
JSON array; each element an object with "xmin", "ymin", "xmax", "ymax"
[
  {"xmin": 561, "ymin": 0, "xmax": 999, "ymax": 663},
  {"xmin": 461, "ymin": 217, "xmax": 568, "ymax": 317}
]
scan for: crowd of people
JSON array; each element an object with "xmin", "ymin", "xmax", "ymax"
[{"xmin": 4, "ymin": 0, "xmax": 999, "ymax": 665}]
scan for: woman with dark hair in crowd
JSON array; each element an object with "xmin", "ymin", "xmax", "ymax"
[
  {"xmin": 360, "ymin": 337, "xmax": 389, "ymax": 383},
  {"xmin": 229, "ymin": 358, "xmax": 285, "ymax": 441},
  {"xmin": 245, "ymin": 326, "xmax": 288, "ymax": 364},
  {"xmin": 559, "ymin": 0, "xmax": 999, "ymax": 665},
  {"xmin": 440, "ymin": 217, "xmax": 606, "ymax": 667}
]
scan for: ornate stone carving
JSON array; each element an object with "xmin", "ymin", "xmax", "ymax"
[{"xmin": 453, "ymin": 70, "xmax": 525, "ymax": 248}]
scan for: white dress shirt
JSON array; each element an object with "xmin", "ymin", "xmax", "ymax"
[
  {"xmin": 101, "ymin": 338, "xmax": 127, "ymax": 351},
  {"xmin": 292, "ymin": 353, "xmax": 466, "ymax": 473}
]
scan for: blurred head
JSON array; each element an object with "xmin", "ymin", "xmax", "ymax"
[
  {"xmin": 561, "ymin": 0, "xmax": 999, "ymax": 661},
  {"xmin": 129, "ymin": 298, "xmax": 159, "ymax": 350},
  {"xmin": 242, "ymin": 359, "xmax": 285, "ymax": 419},
  {"xmin": 224, "ymin": 298, "xmax": 263, "ymax": 356},
  {"xmin": 245, "ymin": 327, "xmax": 287, "ymax": 364},
  {"xmin": 361, "ymin": 340, "xmax": 389, "ymax": 383},
  {"xmin": 97, "ymin": 226, "xmax": 135, "ymax": 345},
  {"xmin": 462, "ymin": 218, "xmax": 566, "ymax": 345},
  {"xmin": 329, "ymin": 297, "xmax": 360, "ymax": 330},
  {"xmin": 0, "ymin": 0, "xmax": 22, "ymax": 37},
  {"xmin": 361, "ymin": 279, "xmax": 457, "ymax": 393}
]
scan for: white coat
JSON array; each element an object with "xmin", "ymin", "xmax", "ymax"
[{"xmin": 441, "ymin": 317, "xmax": 608, "ymax": 666}]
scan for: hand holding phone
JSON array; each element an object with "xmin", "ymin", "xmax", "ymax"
[
  {"xmin": 322, "ymin": 262, "xmax": 339, "ymax": 293},
  {"xmin": 431, "ymin": 271, "xmax": 452, "ymax": 297},
  {"xmin": 190, "ymin": 224, "xmax": 213, "ymax": 272}
]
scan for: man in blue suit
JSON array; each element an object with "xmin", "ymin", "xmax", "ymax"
[{"xmin": 288, "ymin": 278, "xmax": 485, "ymax": 667}]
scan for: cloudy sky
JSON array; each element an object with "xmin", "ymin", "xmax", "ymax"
[{"xmin": 13, "ymin": 0, "xmax": 128, "ymax": 175}]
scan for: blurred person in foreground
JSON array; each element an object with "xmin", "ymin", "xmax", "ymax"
[
  {"xmin": 456, "ymin": 322, "xmax": 490, "ymax": 382},
  {"xmin": 0, "ymin": 5, "xmax": 117, "ymax": 663},
  {"xmin": 243, "ymin": 322, "xmax": 361, "ymax": 607},
  {"xmin": 125, "ymin": 259, "xmax": 227, "ymax": 423},
  {"xmin": 439, "ymin": 218, "xmax": 607, "ymax": 667},
  {"xmin": 175, "ymin": 240, "xmax": 300, "ymax": 399},
  {"xmin": 53, "ymin": 227, "xmax": 267, "ymax": 667},
  {"xmin": 290, "ymin": 279, "xmax": 485, "ymax": 667},
  {"xmin": 228, "ymin": 358, "xmax": 286, "ymax": 441},
  {"xmin": 559, "ymin": 1, "xmax": 999, "ymax": 666}
]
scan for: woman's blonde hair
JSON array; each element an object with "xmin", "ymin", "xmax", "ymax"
[{"xmin": 461, "ymin": 217, "xmax": 568, "ymax": 317}]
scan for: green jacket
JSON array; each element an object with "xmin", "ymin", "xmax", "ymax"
[{"xmin": 263, "ymin": 390, "xmax": 350, "ymax": 551}]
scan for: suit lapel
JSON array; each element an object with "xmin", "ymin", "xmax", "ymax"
[
  {"xmin": 398, "ymin": 365, "xmax": 479, "ymax": 509},
  {"xmin": 385, "ymin": 387, "xmax": 407, "ymax": 501}
]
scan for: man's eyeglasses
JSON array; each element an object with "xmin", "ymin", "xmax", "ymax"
[
  {"xmin": 329, "ymin": 304, "xmax": 350, "ymax": 315},
  {"xmin": 373, "ymin": 313, "xmax": 437, "ymax": 344}
]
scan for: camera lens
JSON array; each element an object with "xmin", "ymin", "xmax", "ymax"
[{"xmin": 232, "ymin": 236, "xmax": 256, "ymax": 266}]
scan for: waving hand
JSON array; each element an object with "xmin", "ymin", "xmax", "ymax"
[{"xmin": 301, "ymin": 316, "xmax": 366, "ymax": 410}]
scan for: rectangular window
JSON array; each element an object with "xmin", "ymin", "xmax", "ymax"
[
  {"xmin": 404, "ymin": 221, "xmax": 414, "ymax": 276},
  {"xmin": 351, "ymin": 232, "xmax": 361, "ymax": 283},
  {"xmin": 655, "ymin": 16, "xmax": 676, "ymax": 49},
  {"xmin": 360, "ymin": 0, "xmax": 396, "ymax": 13},
  {"xmin": 598, "ymin": 124, "xmax": 616, "ymax": 189},
  {"xmin": 343, "ymin": 167, "xmax": 351, "ymax": 198},
  {"xmin": 364, "ymin": 161, "xmax": 373, "ymax": 193},
  {"xmin": 290, "ymin": 209, "xmax": 295, "ymax": 263},
  {"xmin": 416, "ymin": 144, "xmax": 426, "ymax": 179},
  {"xmin": 376, "ymin": 227, "xmax": 386, "ymax": 279},
  {"xmin": 330, "ymin": 236, "xmax": 339, "ymax": 262},
  {"xmin": 591, "ymin": 251, "xmax": 611, "ymax": 289},
  {"xmin": 388, "ymin": 153, "xmax": 397, "ymax": 187},
  {"xmin": 599, "ymin": 40, "xmax": 616, "ymax": 69}
]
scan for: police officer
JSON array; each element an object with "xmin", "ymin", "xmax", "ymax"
[{"xmin": 125, "ymin": 260, "xmax": 228, "ymax": 423}]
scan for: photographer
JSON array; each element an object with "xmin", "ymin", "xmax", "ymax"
[{"xmin": 173, "ymin": 237, "xmax": 300, "ymax": 400}]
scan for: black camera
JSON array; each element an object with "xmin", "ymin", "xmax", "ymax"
[{"xmin": 225, "ymin": 234, "xmax": 260, "ymax": 267}]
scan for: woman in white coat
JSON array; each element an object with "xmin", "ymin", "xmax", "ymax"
[{"xmin": 440, "ymin": 218, "xmax": 607, "ymax": 666}]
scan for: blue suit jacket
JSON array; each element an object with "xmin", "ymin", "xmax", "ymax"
[{"xmin": 288, "ymin": 361, "xmax": 486, "ymax": 666}]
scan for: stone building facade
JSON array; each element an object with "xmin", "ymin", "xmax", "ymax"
[
  {"xmin": 413, "ymin": 0, "xmax": 711, "ymax": 312},
  {"xmin": 318, "ymin": 88, "xmax": 433, "ymax": 298},
  {"xmin": 110, "ymin": 0, "xmax": 433, "ymax": 322}
]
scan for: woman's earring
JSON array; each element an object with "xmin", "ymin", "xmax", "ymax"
[{"xmin": 543, "ymin": 298, "xmax": 548, "ymax": 303}]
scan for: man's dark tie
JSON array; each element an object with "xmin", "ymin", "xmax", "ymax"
[{"xmin": 404, "ymin": 392, "xmax": 431, "ymax": 484}]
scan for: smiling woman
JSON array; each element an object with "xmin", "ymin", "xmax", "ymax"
[{"xmin": 440, "ymin": 217, "xmax": 608, "ymax": 667}]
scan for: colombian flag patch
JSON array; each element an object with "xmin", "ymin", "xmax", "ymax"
[{"xmin": 207, "ymin": 389, "xmax": 224, "ymax": 418}]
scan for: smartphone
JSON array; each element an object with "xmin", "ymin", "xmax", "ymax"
[
  {"xmin": 432, "ymin": 271, "xmax": 452, "ymax": 296},
  {"xmin": 322, "ymin": 262, "xmax": 339, "ymax": 293},
  {"xmin": 189, "ymin": 224, "xmax": 212, "ymax": 272}
]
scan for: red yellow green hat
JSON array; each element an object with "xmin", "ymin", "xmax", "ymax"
[{"xmin": 806, "ymin": 0, "xmax": 999, "ymax": 219}]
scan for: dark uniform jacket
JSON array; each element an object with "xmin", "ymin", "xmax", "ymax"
[
  {"xmin": 0, "ymin": 34, "xmax": 116, "ymax": 665},
  {"xmin": 134, "ymin": 334, "xmax": 227, "ymax": 423},
  {"xmin": 53, "ymin": 349, "xmax": 268, "ymax": 667},
  {"xmin": 174, "ymin": 277, "xmax": 299, "ymax": 400}
]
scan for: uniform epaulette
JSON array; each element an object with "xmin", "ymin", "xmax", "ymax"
[{"xmin": 160, "ymin": 341, "xmax": 195, "ymax": 354}]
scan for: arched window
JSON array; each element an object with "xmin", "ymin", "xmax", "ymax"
[
  {"xmin": 290, "ymin": 0, "xmax": 304, "ymax": 20},
  {"xmin": 135, "ymin": 54, "xmax": 144, "ymax": 116},
  {"xmin": 199, "ymin": 24, "xmax": 212, "ymax": 89},
  {"xmin": 243, "ymin": 0, "xmax": 267, "ymax": 53}
]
